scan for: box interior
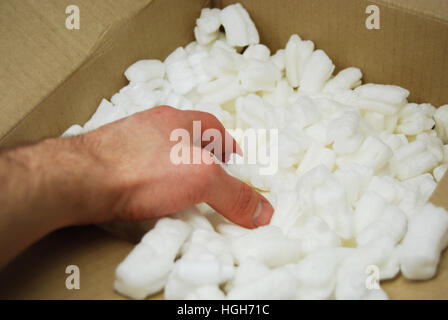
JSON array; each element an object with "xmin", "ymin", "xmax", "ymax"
[
  {"xmin": 0, "ymin": 0, "xmax": 447, "ymax": 299},
  {"xmin": 2, "ymin": 0, "xmax": 448, "ymax": 149}
]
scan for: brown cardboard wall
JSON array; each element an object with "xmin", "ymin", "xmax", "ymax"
[
  {"xmin": 2, "ymin": 0, "xmax": 447, "ymax": 148},
  {"xmin": 0, "ymin": 0, "xmax": 153, "ymax": 141},
  {"xmin": 0, "ymin": 0, "xmax": 210, "ymax": 148},
  {"xmin": 0, "ymin": 0, "xmax": 448, "ymax": 300},
  {"xmin": 0, "ymin": 224, "xmax": 445, "ymax": 299},
  {"xmin": 374, "ymin": 0, "xmax": 448, "ymax": 22}
]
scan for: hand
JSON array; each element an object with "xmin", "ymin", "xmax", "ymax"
[
  {"xmin": 0, "ymin": 106, "xmax": 273, "ymax": 268},
  {"xmin": 62, "ymin": 105, "xmax": 274, "ymax": 228},
  {"xmin": 0, "ymin": 105, "xmax": 275, "ymax": 267}
]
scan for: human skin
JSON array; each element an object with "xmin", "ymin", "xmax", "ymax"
[{"xmin": 0, "ymin": 106, "xmax": 274, "ymax": 268}]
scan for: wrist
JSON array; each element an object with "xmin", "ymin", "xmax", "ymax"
[
  {"xmin": 47, "ymin": 135, "xmax": 122, "ymax": 227},
  {"xmin": 5, "ymin": 136, "xmax": 119, "ymax": 229}
]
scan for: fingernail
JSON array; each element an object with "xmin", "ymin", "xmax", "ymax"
[{"xmin": 252, "ymin": 198, "xmax": 274, "ymax": 227}]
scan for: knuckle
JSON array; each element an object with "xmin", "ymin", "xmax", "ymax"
[
  {"xmin": 152, "ymin": 105, "xmax": 177, "ymax": 115},
  {"xmin": 191, "ymin": 110, "xmax": 221, "ymax": 126},
  {"xmin": 202, "ymin": 112, "xmax": 221, "ymax": 126}
]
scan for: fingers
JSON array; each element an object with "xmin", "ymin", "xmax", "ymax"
[
  {"xmin": 179, "ymin": 109, "xmax": 243, "ymax": 162},
  {"xmin": 197, "ymin": 151, "xmax": 274, "ymax": 229},
  {"xmin": 140, "ymin": 106, "xmax": 242, "ymax": 162},
  {"xmin": 127, "ymin": 106, "xmax": 269, "ymax": 228}
]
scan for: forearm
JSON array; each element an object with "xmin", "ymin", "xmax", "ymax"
[{"xmin": 0, "ymin": 136, "xmax": 116, "ymax": 268}]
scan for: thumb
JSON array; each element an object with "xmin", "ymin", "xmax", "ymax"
[{"xmin": 203, "ymin": 165, "xmax": 274, "ymax": 229}]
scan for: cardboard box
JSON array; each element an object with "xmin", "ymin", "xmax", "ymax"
[{"xmin": 0, "ymin": 0, "xmax": 447, "ymax": 299}]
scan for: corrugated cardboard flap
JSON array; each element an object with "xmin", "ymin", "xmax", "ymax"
[
  {"xmin": 0, "ymin": 0, "xmax": 153, "ymax": 141},
  {"xmin": 0, "ymin": 0, "xmax": 208, "ymax": 148},
  {"xmin": 373, "ymin": 0, "xmax": 448, "ymax": 24}
]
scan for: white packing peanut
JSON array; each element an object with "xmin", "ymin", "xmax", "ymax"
[
  {"xmin": 434, "ymin": 105, "xmax": 448, "ymax": 144},
  {"xmin": 289, "ymin": 248, "xmax": 352, "ymax": 299},
  {"xmin": 185, "ymin": 285, "xmax": 226, "ymax": 300},
  {"xmin": 243, "ymin": 44, "xmax": 271, "ymax": 61},
  {"xmin": 396, "ymin": 103, "xmax": 436, "ymax": 136},
  {"xmin": 165, "ymin": 47, "xmax": 198, "ymax": 95},
  {"xmin": 83, "ymin": 98, "xmax": 127, "ymax": 131},
  {"xmin": 285, "ymin": 34, "xmax": 314, "ymax": 88},
  {"xmin": 355, "ymin": 83, "xmax": 410, "ymax": 106},
  {"xmin": 323, "ymin": 67, "xmax": 363, "ymax": 94},
  {"xmin": 230, "ymin": 225, "xmax": 302, "ymax": 268},
  {"xmin": 287, "ymin": 216, "xmax": 341, "ymax": 255},
  {"xmin": 227, "ymin": 267, "xmax": 297, "ymax": 300},
  {"xmin": 296, "ymin": 143, "xmax": 336, "ymax": 175},
  {"xmin": 299, "ymin": 50, "xmax": 335, "ymax": 94},
  {"xmin": 238, "ymin": 58, "xmax": 281, "ymax": 92},
  {"xmin": 194, "ymin": 8, "xmax": 221, "ymax": 46},
  {"xmin": 335, "ymin": 239, "xmax": 392, "ymax": 300},
  {"xmin": 198, "ymin": 76, "xmax": 244, "ymax": 105},
  {"xmin": 434, "ymin": 164, "xmax": 448, "ymax": 182},
  {"xmin": 400, "ymin": 203, "xmax": 448, "ymax": 280},
  {"xmin": 261, "ymin": 79, "xmax": 294, "ymax": 107},
  {"xmin": 62, "ymin": 124, "xmax": 83, "ymax": 137},
  {"xmin": 270, "ymin": 49, "xmax": 286, "ymax": 72},
  {"xmin": 164, "ymin": 228, "xmax": 234, "ymax": 299},
  {"xmin": 220, "ymin": 3, "xmax": 259, "ymax": 47},
  {"xmin": 124, "ymin": 59, "xmax": 165, "ymax": 83},
  {"xmin": 114, "ymin": 218, "xmax": 191, "ymax": 299},
  {"xmin": 356, "ymin": 204, "xmax": 407, "ymax": 247}
]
